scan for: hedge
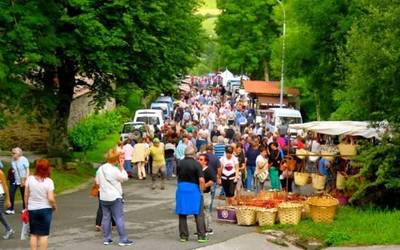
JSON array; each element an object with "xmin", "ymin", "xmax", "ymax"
[{"xmin": 68, "ymin": 106, "xmax": 130, "ymax": 151}]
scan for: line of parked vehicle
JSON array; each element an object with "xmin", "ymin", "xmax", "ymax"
[{"xmin": 120, "ymin": 95, "xmax": 173, "ymax": 142}]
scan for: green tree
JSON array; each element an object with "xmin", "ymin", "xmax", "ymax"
[
  {"xmin": 333, "ymin": 0, "xmax": 400, "ymax": 123},
  {"xmin": 215, "ymin": 0, "xmax": 279, "ymax": 80},
  {"xmin": 0, "ymin": 0, "xmax": 203, "ymax": 156},
  {"xmin": 271, "ymin": 0, "xmax": 356, "ymax": 120}
]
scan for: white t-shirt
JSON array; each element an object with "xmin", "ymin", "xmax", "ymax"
[
  {"xmin": 27, "ymin": 176, "xmax": 55, "ymax": 210},
  {"xmin": 123, "ymin": 144, "xmax": 134, "ymax": 161},
  {"xmin": 220, "ymin": 156, "xmax": 239, "ymax": 177},
  {"xmin": 256, "ymin": 155, "xmax": 268, "ymax": 168},
  {"xmin": 96, "ymin": 163, "xmax": 128, "ymax": 202}
]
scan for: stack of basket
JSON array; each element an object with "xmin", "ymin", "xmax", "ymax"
[
  {"xmin": 307, "ymin": 195, "xmax": 339, "ymax": 223},
  {"xmin": 278, "ymin": 202, "xmax": 303, "ymax": 225}
]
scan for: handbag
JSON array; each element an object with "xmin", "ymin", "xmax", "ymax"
[
  {"xmin": 90, "ymin": 182, "xmax": 99, "ymax": 197},
  {"xmin": 256, "ymin": 170, "xmax": 269, "ymax": 183}
]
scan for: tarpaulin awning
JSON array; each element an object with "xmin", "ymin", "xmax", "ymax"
[{"xmin": 289, "ymin": 121, "xmax": 381, "ymax": 139}]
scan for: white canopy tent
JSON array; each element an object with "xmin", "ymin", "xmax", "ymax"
[
  {"xmin": 289, "ymin": 121, "xmax": 382, "ymax": 139},
  {"xmin": 220, "ymin": 69, "xmax": 234, "ymax": 86}
]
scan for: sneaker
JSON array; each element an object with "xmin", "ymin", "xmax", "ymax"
[
  {"xmin": 172, "ymin": 174, "xmax": 176, "ymax": 178},
  {"xmin": 103, "ymin": 239, "xmax": 113, "ymax": 245},
  {"xmin": 5, "ymin": 210, "xmax": 15, "ymax": 215},
  {"xmin": 3, "ymin": 229, "xmax": 14, "ymax": 240},
  {"xmin": 151, "ymin": 184, "xmax": 156, "ymax": 190},
  {"xmin": 246, "ymin": 189, "xmax": 251, "ymax": 193},
  {"xmin": 118, "ymin": 240, "xmax": 134, "ymax": 246},
  {"xmin": 197, "ymin": 236, "xmax": 209, "ymax": 243},
  {"xmin": 206, "ymin": 229, "xmax": 214, "ymax": 235},
  {"xmin": 179, "ymin": 238, "xmax": 188, "ymax": 242}
]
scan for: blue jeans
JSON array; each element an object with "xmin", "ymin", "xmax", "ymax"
[
  {"xmin": 9, "ymin": 184, "xmax": 25, "ymax": 211},
  {"xmin": 166, "ymin": 158, "xmax": 174, "ymax": 177},
  {"xmin": 124, "ymin": 160, "xmax": 132, "ymax": 174},
  {"xmin": 209, "ymin": 183, "xmax": 217, "ymax": 213},
  {"xmin": 246, "ymin": 165, "xmax": 256, "ymax": 191},
  {"xmin": 101, "ymin": 199, "xmax": 128, "ymax": 243}
]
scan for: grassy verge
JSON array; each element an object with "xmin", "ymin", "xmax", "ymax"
[{"xmin": 260, "ymin": 206, "xmax": 400, "ymax": 246}]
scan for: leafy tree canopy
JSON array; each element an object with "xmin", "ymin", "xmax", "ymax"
[{"xmin": 0, "ymin": 0, "xmax": 204, "ymax": 155}]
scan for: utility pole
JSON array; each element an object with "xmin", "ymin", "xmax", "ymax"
[{"xmin": 276, "ymin": 0, "xmax": 286, "ymax": 108}]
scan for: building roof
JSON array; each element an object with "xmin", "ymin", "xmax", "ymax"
[{"xmin": 243, "ymin": 80, "xmax": 299, "ymax": 96}]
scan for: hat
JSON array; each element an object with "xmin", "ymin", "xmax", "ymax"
[{"xmin": 153, "ymin": 138, "xmax": 160, "ymax": 144}]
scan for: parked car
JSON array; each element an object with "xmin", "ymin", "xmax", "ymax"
[
  {"xmin": 133, "ymin": 109, "xmax": 164, "ymax": 130},
  {"xmin": 120, "ymin": 122, "xmax": 146, "ymax": 142}
]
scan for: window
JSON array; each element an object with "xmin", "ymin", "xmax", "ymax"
[{"xmin": 136, "ymin": 116, "xmax": 160, "ymax": 125}]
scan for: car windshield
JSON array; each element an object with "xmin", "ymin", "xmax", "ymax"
[
  {"xmin": 136, "ymin": 116, "xmax": 160, "ymax": 125},
  {"xmin": 122, "ymin": 124, "xmax": 143, "ymax": 133},
  {"xmin": 152, "ymin": 107, "xmax": 167, "ymax": 115},
  {"xmin": 279, "ymin": 116, "xmax": 302, "ymax": 125}
]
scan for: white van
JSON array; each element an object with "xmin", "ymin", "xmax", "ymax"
[
  {"xmin": 150, "ymin": 102, "xmax": 171, "ymax": 120},
  {"xmin": 265, "ymin": 108, "xmax": 303, "ymax": 136},
  {"xmin": 133, "ymin": 109, "xmax": 164, "ymax": 130}
]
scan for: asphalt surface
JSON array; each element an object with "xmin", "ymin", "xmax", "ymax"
[{"xmin": 1, "ymin": 178, "xmax": 256, "ymax": 250}]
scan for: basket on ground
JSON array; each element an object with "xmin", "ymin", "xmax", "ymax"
[
  {"xmin": 278, "ymin": 202, "xmax": 303, "ymax": 225},
  {"xmin": 294, "ymin": 172, "xmax": 309, "ymax": 186},
  {"xmin": 216, "ymin": 206, "xmax": 237, "ymax": 223},
  {"xmin": 307, "ymin": 196, "xmax": 339, "ymax": 223},
  {"xmin": 311, "ymin": 173, "xmax": 326, "ymax": 190},
  {"xmin": 236, "ymin": 206, "xmax": 257, "ymax": 226},
  {"xmin": 256, "ymin": 208, "xmax": 277, "ymax": 226}
]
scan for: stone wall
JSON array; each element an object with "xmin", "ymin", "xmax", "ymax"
[
  {"xmin": 68, "ymin": 92, "xmax": 116, "ymax": 129},
  {"xmin": 0, "ymin": 93, "xmax": 115, "ymax": 151}
]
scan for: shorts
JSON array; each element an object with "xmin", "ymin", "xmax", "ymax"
[
  {"xmin": 29, "ymin": 208, "xmax": 52, "ymax": 236},
  {"xmin": 221, "ymin": 174, "xmax": 236, "ymax": 198},
  {"xmin": 152, "ymin": 164, "xmax": 166, "ymax": 175}
]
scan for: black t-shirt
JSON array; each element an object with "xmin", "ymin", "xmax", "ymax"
[
  {"xmin": 226, "ymin": 128, "xmax": 235, "ymax": 140},
  {"xmin": 203, "ymin": 166, "xmax": 217, "ymax": 193},
  {"xmin": 206, "ymin": 153, "xmax": 220, "ymax": 175},
  {"xmin": 177, "ymin": 158, "xmax": 204, "ymax": 185}
]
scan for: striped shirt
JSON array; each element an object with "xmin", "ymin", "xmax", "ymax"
[{"xmin": 214, "ymin": 143, "xmax": 225, "ymax": 159}]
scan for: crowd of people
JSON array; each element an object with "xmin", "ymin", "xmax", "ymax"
[
  {"xmin": 0, "ymin": 80, "xmax": 337, "ymax": 248},
  {"xmin": 95, "ymin": 81, "xmax": 335, "ymax": 244}
]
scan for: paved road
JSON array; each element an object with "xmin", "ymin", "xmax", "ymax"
[{"xmin": 1, "ymin": 178, "xmax": 257, "ymax": 250}]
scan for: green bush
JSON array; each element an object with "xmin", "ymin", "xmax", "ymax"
[
  {"xmin": 68, "ymin": 107, "xmax": 129, "ymax": 151},
  {"xmin": 346, "ymin": 130, "xmax": 400, "ymax": 209}
]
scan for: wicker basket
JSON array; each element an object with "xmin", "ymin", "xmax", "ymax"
[
  {"xmin": 307, "ymin": 196, "xmax": 339, "ymax": 223},
  {"xmin": 236, "ymin": 206, "xmax": 257, "ymax": 226},
  {"xmin": 278, "ymin": 202, "xmax": 303, "ymax": 225},
  {"xmin": 336, "ymin": 172, "xmax": 346, "ymax": 190},
  {"xmin": 296, "ymin": 149, "xmax": 308, "ymax": 160},
  {"xmin": 338, "ymin": 144, "xmax": 356, "ymax": 160},
  {"xmin": 294, "ymin": 172, "xmax": 309, "ymax": 186},
  {"xmin": 256, "ymin": 208, "xmax": 277, "ymax": 226},
  {"xmin": 321, "ymin": 151, "xmax": 336, "ymax": 161},
  {"xmin": 311, "ymin": 173, "xmax": 326, "ymax": 190}
]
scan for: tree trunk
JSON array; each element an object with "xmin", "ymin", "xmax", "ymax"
[
  {"xmin": 315, "ymin": 91, "xmax": 321, "ymax": 121},
  {"xmin": 47, "ymin": 60, "xmax": 76, "ymax": 157},
  {"xmin": 263, "ymin": 60, "xmax": 270, "ymax": 82}
]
